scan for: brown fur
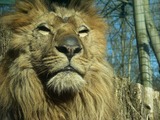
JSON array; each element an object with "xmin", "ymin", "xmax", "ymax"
[{"xmin": 0, "ymin": 0, "xmax": 116, "ymax": 120}]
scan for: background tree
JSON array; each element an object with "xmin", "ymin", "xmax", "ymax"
[
  {"xmin": 96, "ymin": 0, "xmax": 140, "ymax": 81},
  {"xmin": 97, "ymin": 0, "xmax": 160, "ymax": 119},
  {"xmin": 133, "ymin": 0, "xmax": 153, "ymax": 118},
  {"xmin": 96, "ymin": 0, "xmax": 160, "ymax": 86}
]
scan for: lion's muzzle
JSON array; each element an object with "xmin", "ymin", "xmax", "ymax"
[{"xmin": 55, "ymin": 34, "xmax": 82, "ymax": 61}]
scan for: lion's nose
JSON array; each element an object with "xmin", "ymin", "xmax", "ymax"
[{"xmin": 56, "ymin": 35, "xmax": 82, "ymax": 60}]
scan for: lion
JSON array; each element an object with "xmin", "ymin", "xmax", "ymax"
[{"xmin": 0, "ymin": 0, "xmax": 116, "ymax": 120}]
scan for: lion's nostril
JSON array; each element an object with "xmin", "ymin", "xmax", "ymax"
[
  {"xmin": 74, "ymin": 47, "xmax": 82, "ymax": 54},
  {"xmin": 56, "ymin": 45, "xmax": 82, "ymax": 60},
  {"xmin": 56, "ymin": 35, "xmax": 82, "ymax": 60},
  {"xmin": 56, "ymin": 46, "xmax": 69, "ymax": 54}
]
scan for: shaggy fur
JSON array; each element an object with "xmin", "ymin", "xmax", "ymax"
[{"xmin": 0, "ymin": 0, "xmax": 116, "ymax": 120}]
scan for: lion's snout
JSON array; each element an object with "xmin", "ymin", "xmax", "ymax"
[{"xmin": 55, "ymin": 35, "xmax": 82, "ymax": 60}]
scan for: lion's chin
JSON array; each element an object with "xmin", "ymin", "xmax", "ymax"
[{"xmin": 47, "ymin": 71, "xmax": 86, "ymax": 95}]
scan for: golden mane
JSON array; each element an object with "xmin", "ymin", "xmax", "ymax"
[{"xmin": 0, "ymin": 0, "xmax": 116, "ymax": 120}]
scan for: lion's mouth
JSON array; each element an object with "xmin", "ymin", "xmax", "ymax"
[
  {"xmin": 59, "ymin": 66, "xmax": 78, "ymax": 73},
  {"xmin": 38, "ymin": 65, "xmax": 82, "ymax": 83},
  {"xmin": 53, "ymin": 66, "xmax": 82, "ymax": 77}
]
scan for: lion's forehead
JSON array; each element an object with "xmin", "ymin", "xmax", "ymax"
[{"xmin": 34, "ymin": 10, "xmax": 82, "ymax": 27}]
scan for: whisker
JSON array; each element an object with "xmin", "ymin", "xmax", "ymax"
[{"xmin": 42, "ymin": 56, "xmax": 62, "ymax": 61}]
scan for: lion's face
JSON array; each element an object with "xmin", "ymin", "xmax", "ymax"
[
  {"xmin": 5, "ymin": 5, "xmax": 106, "ymax": 96},
  {"xmin": 30, "ymin": 12, "xmax": 89, "ymax": 94},
  {"xmin": 31, "ymin": 10, "xmax": 106, "ymax": 94}
]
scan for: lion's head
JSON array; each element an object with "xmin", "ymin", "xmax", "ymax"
[{"xmin": 0, "ymin": 0, "xmax": 116, "ymax": 119}]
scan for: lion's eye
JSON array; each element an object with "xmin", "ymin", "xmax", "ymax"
[
  {"xmin": 78, "ymin": 25, "xmax": 89, "ymax": 37},
  {"xmin": 36, "ymin": 24, "xmax": 51, "ymax": 35}
]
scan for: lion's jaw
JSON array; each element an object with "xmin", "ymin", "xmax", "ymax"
[
  {"xmin": 47, "ymin": 71, "xmax": 86, "ymax": 94},
  {"xmin": 36, "ymin": 54, "xmax": 87, "ymax": 95}
]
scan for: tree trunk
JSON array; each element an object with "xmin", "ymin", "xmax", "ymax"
[{"xmin": 133, "ymin": 0, "xmax": 153, "ymax": 119}]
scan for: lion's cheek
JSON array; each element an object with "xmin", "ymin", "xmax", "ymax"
[
  {"xmin": 47, "ymin": 72, "xmax": 86, "ymax": 94},
  {"xmin": 70, "ymin": 59, "xmax": 86, "ymax": 75}
]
